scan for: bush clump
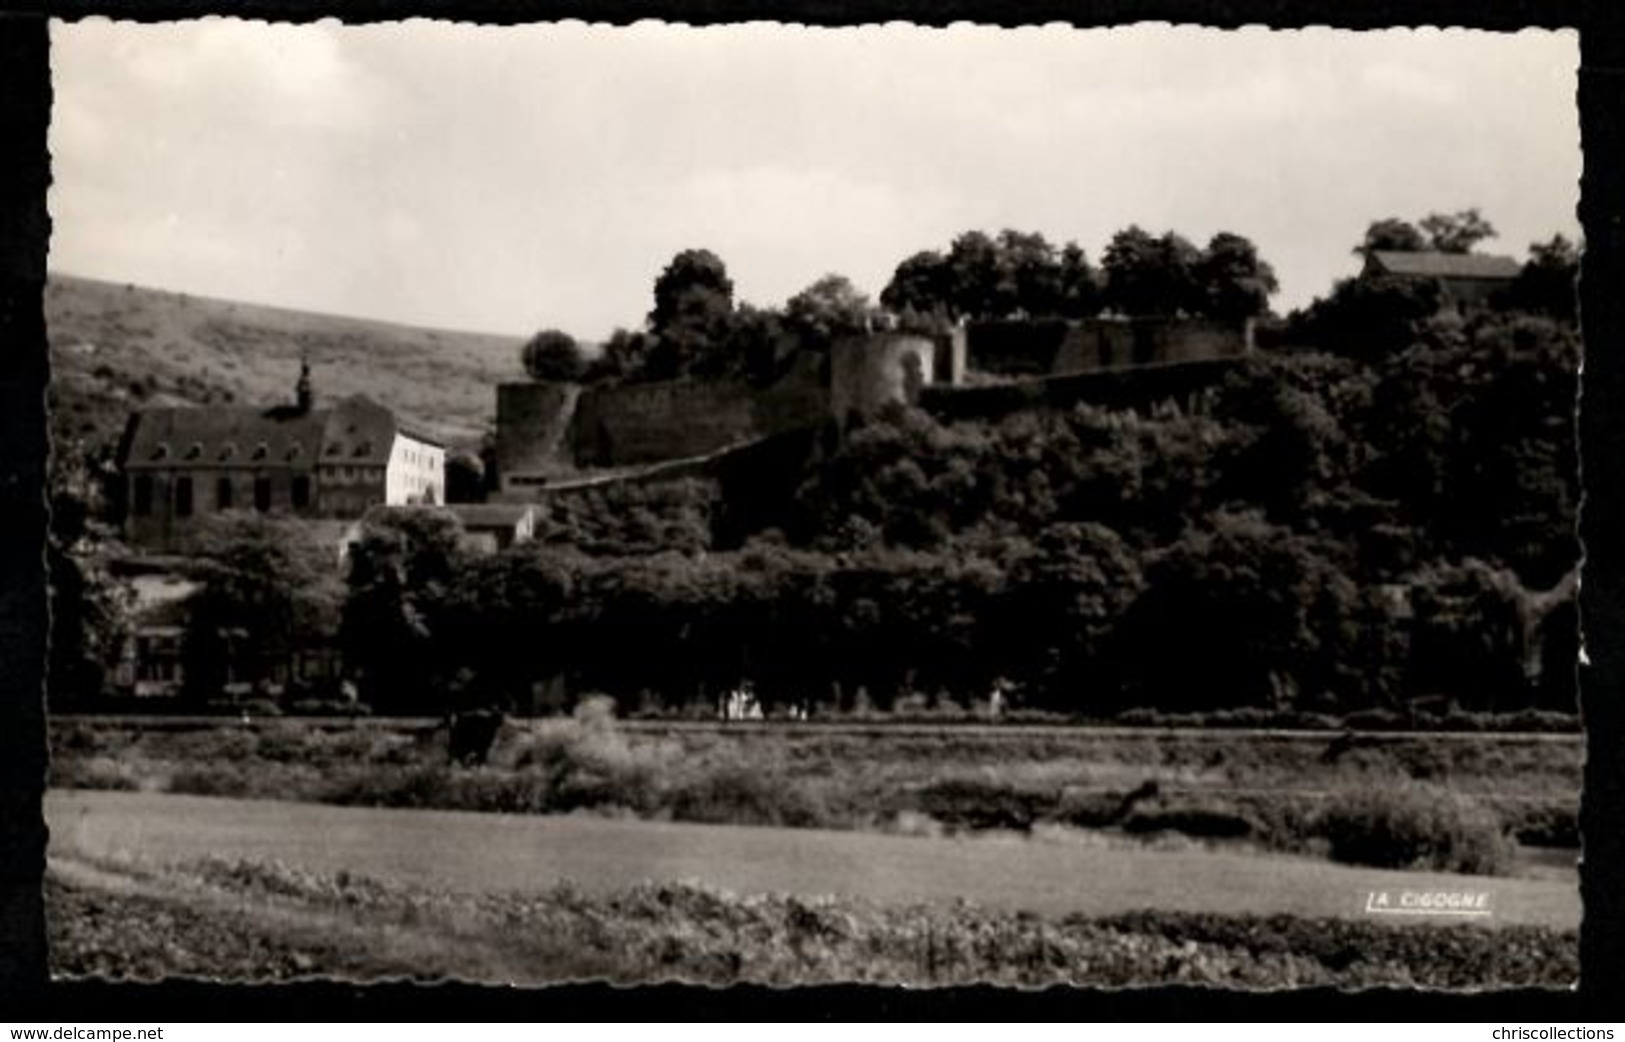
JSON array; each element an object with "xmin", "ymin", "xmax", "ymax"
[
  {"xmin": 668, "ymin": 763, "xmax": 830, "ymax": 829},
  {"xmin": 1315, "ymin": 784, "xmax": 1512, "ymax": 875}
]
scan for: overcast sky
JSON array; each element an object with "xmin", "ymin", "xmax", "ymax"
[{"xmin": 49, "ymin": 20, "xmax": 1580, "ymax": 340}]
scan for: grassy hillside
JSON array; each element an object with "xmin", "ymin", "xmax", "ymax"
[{"xmin": 46, "ymin": 274, "xmax": 523, "ymax": 452}]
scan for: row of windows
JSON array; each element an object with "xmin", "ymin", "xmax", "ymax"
[
  {"xmin": 146, "ymin": 441, "xmax": 385, "ymax": 463},
  {"xmin": 323, "ymin": 465, "xmax": 382, "ymax": 483},
  {"xmin": 150, "ymin": 441, "xmax": 302, "ymax": 463},
  {"xmin": 132, "ymin": 474, "xmax": 310, "ymax": 517}
]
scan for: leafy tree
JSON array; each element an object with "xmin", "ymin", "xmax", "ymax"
[
  {"xmin": 594, "ymin": 327, "xmax": 654, "ymax": 382},
  {"xmin": 1112, "ymin": 513, "xmax": 1361, "ymax": 711},
  {"xmin": 1197, "ymin": 232, "xmax": 1279, "ymax": 320},
  {"xmin": 1100, "ymin": 226, "xmax": 1205, "ymax": 317},
  {"xmin": 1419, "ymin": 208, "xmax": 1498, "ymax": 254},
  {"xmin": 944, "ymin": 231, "xmax": 1002, "ymax": 319},
  {"xmin": 182, "ymin": 515, "xmax": 344, "ymax": 702},
  {"xmin": 880, "ymin": 230, "xmax": 1095, "ymax": 322},
  {"xmin": 1285, "ymin": 274, "xmax": 1442, "ymax": 361},
  {"xmin": 520, "ymin": 329, "xmax": 587, "ymax": 382},
  {"xmin": 879, "ymin": 250, "xmax": 953, "ymax": 318},
  {"xmin": 1056, "ymin": 241, "xmax": 1102, "ymax": 319},
  {"xmin": 1354, "ymin": 217, "xmax": 1427, "ymax": 259},
  {"xmin": 535, "ymin": 477, "xmax": 716, "ymax": 557},
  {"xmin": 650, "ymin": 248, "xmax": 735, "ymax": 332},
  {"xmin": 1004, "ymin": 522, "xmax": 1143, "ymax": 707},
  {"xmin": 1504, "ymin": 234, "xmax": 1580, "ymax": 322},
  {"xmin": 438, "ymin": 546, "xmax": 576, "ymax": 711},
  {"xmin": 785, "ymin": 273, "xmax": 873, "ymax": 345},
  {"xmin": 727, "ymin": 302, "xmax": 793, "ymax": 385},
  {"xmin": 991, "ymin": 230, "xmax": 1063, "ymax": 318},
  {"xmin": 1408, "ymin": 559, "xmax": 1530, "ymax": 711},
  {"xmin": 444, "ymin": 450, "xmax": 487, "ymax": 504},
  {"xmin": 646, "ymin": 248, "xmax": 736, "ymax": 379},
  {"xmin": 341, "ymin": 508, "xmax": 467, "ymax": 714},
  {"xmin": 46, "ymin": 441, "xmax": 130, "ymax": 707},
  {"xmin": 1212, "ymin": 354, "xmax": 1354, "ymax": 527}
]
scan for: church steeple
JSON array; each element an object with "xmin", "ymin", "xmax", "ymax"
[{"xmin": 295, "ymin": 355, "xmax": 314, "ymax": 413}]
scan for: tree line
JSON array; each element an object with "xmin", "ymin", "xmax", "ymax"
[
  {"xmin": 133, "ymin": 303, "xmax": 1576, "ymax": 719},
  {"xmin": 44, "ymin": 209, "xmax": 1582, "ymax": 721},
  {"xmin": 519, "ymin": 224, "xmax": 1281, "ymax": 388}
]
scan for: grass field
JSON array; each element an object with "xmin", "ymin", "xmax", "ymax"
[
  {"xmin": 50, "ymin": 713, "xmax": 1583, "ymax": 871},
  {"xmin": 45, "ymin": 790, "xmax": 1579, "ymax": 987},
  {"xmin": 46, "ymin": 274, "xmax": 522, "ymax": 449}
]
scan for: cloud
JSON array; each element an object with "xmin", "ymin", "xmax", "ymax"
[{"xmin": 47, "ymin": 21, "xmax": 1580, "ymax": 337}]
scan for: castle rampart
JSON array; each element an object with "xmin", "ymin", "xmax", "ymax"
[{"xmin": 967, "ymin": 316, "xmax": 1253, "ymax": 378}]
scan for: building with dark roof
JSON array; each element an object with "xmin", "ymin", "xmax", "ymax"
[
  {"xmin": 1362, "ymin": 250, "xmax": 1521, "ymax": 309},
  {"xmin": 119, "ymin": 361, "xmax": 447, "ymax": 553}
]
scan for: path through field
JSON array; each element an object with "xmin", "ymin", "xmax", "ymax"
[{"xmin": 46, "ymin": 790, "xmax": 1579, "ymax": 927}]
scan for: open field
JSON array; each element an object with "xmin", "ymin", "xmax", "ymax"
[
  {"xmin": 50, "ymin": 713, "xmax": 1582, "ymax": 869},
  {"xmin": 46, "ymin": 790, "xmax": 1578, "ymax": 986},
  {"xmin": 46, "ymin": 274, "xmax": 521, "ymax": 448},
  {"xmin": 45, "ymin": 790, "xmax": 1579, "ymax": 926}
]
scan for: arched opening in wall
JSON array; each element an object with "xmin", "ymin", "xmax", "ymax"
[
  {"xmin": 254, "ymin": 476, "xmax": 272, "ymax": 513},
  {"xmin": 291, "ymin": 475, "xmax": 311, "ymax": 510},
  {"xmin": 174, "ymin": 476, "xmax": 194, "ymax": 518},
  {"xmin": 216, "ymin": 477, "xmax": 234, "ymax": 511},
  {"xmin": 901, "ymin": 351, "xmax": 925, "ymax": 404}
]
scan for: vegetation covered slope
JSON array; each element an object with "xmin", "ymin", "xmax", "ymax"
[{"xmin": 46, "ymin": 274, "xmax": 522, "ymax": 450}]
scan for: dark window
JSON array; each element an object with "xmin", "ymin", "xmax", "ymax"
[
  {"xmin": 174, "ymin": 477, "xmax": 194, "ymax": 518},
  {"xmin": 291, "ymin": 475, "xmax": 311, "ymax": 509},
  {"xmin": 133, "ymin": 476, "xmax": 153, "ymax": 516},
  {"xmin": 216, "ymin": 477, "xmax": 234, "ymax": 510},
  {"xmin": 254, "ymin": 476, "xmax": 272, "ymax": 512}
]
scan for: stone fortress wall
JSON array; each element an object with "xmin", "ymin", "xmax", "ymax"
[
  {"xmin": 494, "ymin": 319, "xmax": 1243, "ymax": 495},
  {"xmin": 569, "ymin": 350, "xmax": 830, "ymax": 468},
  {"xmin": 496, "ymin": 333, "xmax": 949, "ymax": 493},
  {"xmin": 966, "ymin": 317, "xmax": 1253, "ymax": 378}
]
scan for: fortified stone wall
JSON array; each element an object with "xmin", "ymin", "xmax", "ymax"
[
  {"xmin": 496, "ymin": 333, "xmax": 956, "ymax": 487},
  {"xmin": 570, "ymin": 351, "xmax": 829, "ymax": 467},
  {"xmin": 968, "ymin": 317, "xmax": 1253, "ymax": 377},
  {"xmin": 496, "ymin": 382, "xmax": 580, "ymax": 483},
  {"xmin": 571, "ymin": 378, "xmax": 760, "ymax": 467},
  {"xmin": 828, "ymin": 332, "xmax": 940, "ymax": 425}
]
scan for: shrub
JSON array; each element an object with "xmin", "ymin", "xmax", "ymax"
[
  {"xmin": 1315, "ymin": 784, "xmax": 1512, "ymax": 875},
  {"xmin": 1054, "ymin": 788, "xmax": 1130, "ymax": 828},
  {"xmin": 1121, "ymin": 802, "xmax": 1257, "ymax": 840},
  {"xmin": 914, "ymin": 777, "xmax": 1056, "ymax": 831},
  {"xmin": 322, "ymin": 764, "xmax": 465, "ymax": 809},
  {"xmin": 668, "ymin": 763, "xmax": 829, "ymax": 829},
  {"xmin": 49, "ymin": 754, "xmax": 142, "ymax": 792},
  {"xmin": 1501, "ymin": 800, "xmax": 1580, "ymax": 848},
  {"xmin": 168, "ymin": 765, "xmax": 259, "ymax": 799},
  {"xmin": 506, "ymin": 698, "xmax": 671, "ymax": 814}
]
